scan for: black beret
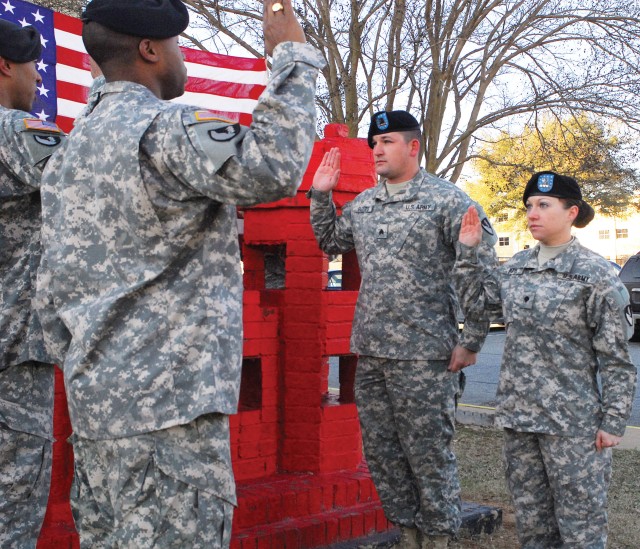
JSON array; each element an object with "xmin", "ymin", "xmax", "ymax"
[
  {"xmin": 82, "ymin": 0, "xmax": 189, "ymax": 39},
  {"xmin": 522, "ymin": 171, "xmax": 582, "ymax": 205},
  {"xmin": 0, "ymin": 19, "xmax": 42, "ymax": 63},
  {"xmin": 368, "ymin": 110, "xmax": 421, "ymax": 148}
]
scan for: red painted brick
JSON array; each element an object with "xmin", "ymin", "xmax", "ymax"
[
  {"xmin": 284, "ymin": 305, "xmax": 325, "ymax": 324},
  {"xmin": 322, "ymin": 403, "xmax": 358, "ymax": 420},
  {"xmin": 286, "ymin": 256, "xmax": 326, "ymax": 272},
  {"xmin": 339, "ymin": 514, "xmax": 353, "ymax": 540},
  {"xmin": 321, "ymin": 418, "xmax": 360, "ymax": 438},
  {"xmin": 281, "ymin": 453, "xmax": 320, "ymax": 472},
  {"xmin": 326, "ymin": 322, "xmax": 354, "ymax": 339},
  {"xmin": 283, "ymin": 356, "xmax": 324, "ymax": 373},
  {"xmin": 286, "ymin": 240, "xmax": 322, "ymax": 257},
  {"xmin": 283, "ymin": 388, "xmax": 321, "ymax": 407},
  {"xmin": 286, "ymin": 272, "xmax": 325, "ymax": 289},
  {"xmin": 282, "ymin": 405, "xmax": 322, "ymax": 423},
  {"xmin": 352, "ymin": 512, "xmax": 365, "ymax": 538},
  {"xmin": 364, "ymin": 508, "xmax": 377, "ymax": 535}
]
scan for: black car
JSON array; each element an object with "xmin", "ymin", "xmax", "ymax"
[{"xmin": 619, "ymin": 253, "xmax": 640, "ymax": 341}]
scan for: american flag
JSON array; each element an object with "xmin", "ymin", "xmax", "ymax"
[{"xmin": 0, "ymin": 0, "xmax": 268, "ymax": 133}]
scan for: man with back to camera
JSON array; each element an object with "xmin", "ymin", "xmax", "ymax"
[
  {"xmin": 35, "ymin": 0, "xmax": 324, "ymax": 546},
  {"xmin": 0, "ymin": 18, "xmax": 66, "ymax": 549},
  {"xmin": 307, "ymin": 111, "xmax": 499, "ymax": 549}
]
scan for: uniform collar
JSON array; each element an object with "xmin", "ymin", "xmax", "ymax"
[
  {"xmin": 510, "ymin": 237, "xmax": 581, "ymax": 273},
  {"xmin": 374, "ymin": 168, "xmax": 425, "ymax": 202}
]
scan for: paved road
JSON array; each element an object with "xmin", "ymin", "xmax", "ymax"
[{"xmin": 462, "ymin": 330, "xmax": 640, "ymax": 427}]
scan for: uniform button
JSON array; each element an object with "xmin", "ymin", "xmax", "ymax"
[{"xmin": 524, "ymin": 296, "xmax": 530, "ymax": 302}]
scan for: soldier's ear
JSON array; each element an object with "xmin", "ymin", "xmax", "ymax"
[
  {"xmin": 0, "ymin": 56, "xmax": 12, "ymax": 77},
  {"xmin": 138, "ymin": 39, "xmax": 160, "ymax": 64}
]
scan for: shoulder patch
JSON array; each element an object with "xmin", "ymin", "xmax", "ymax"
[
  {"xmin": 481, "ymin": 217, "xmax": 495, "ymax": 236},
  {"xmin": 624, "ymin": 305, "xmax": 633, "ymax": 327},
  {"xmin": 193, "ymin": 110, "xmax": 235, "ymax": 123},
  {"xmin": 182, "ymin": 110, "xmax": 247, "ymax": 172},
  {"xmin": 22, "ymin": 118, "xmax": 63, "ymax": 133}
]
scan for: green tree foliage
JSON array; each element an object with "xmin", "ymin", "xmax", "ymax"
[{"xmin": 468, "ymin": 115, "xmax": 640, "ymax": 234}]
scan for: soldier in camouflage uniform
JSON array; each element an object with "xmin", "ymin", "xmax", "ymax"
[
  {"xmin": 35, "ymin": 0, "xmax": 323, "ymax": 547},
  {"xmin": 454, "ymin": 171, "xmax": 637, "ymax": 548},
  {"xmin": 308, "ymin": 113, "xmax": 499, "ymax": 549},
  {"xmin": 0, "ymin": 19, "xmax": 66, "ymax": 549}
]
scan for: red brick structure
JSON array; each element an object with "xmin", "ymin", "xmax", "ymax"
[{"xmin": 37, "ymin": 126, "xmax": 392, "ymax": 548}]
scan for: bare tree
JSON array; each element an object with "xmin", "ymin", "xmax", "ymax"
[
  {"xmin": 33, "ymin": 0, "xmax": 85, "ymax": 17},
  {"xmin": 35, "ymin": 0, "xmax": 640, "ymax": 183},
  {"xmin": 181, "ymin": 0, "xmax": 640, "ymax": 182}
]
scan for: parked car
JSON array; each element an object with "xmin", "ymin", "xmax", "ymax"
[
  {"xmin": 327, "ymin": 269, "xmax": 342, "ymax": 290},
  {"xmin": 619, "ymin": 253, "xmax": 640, "ymax": 341},
  {"xmin": 609, "ymin": 261, "xmax": 622, "ymax": 275}
]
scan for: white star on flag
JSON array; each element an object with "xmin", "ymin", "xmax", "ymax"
[
  {"xmin": 35, "ymin": 109, "xmax": 49, "ymax": 121},
  {"xmin": 31, "ymin": 8, "xmax": 43, "ymax": 22},
  {"xmin": 2, "ymin": 1, "xmax": 15, "ymax": 13},
  {"xmin": 37, "ymin": 84, "xmax": 49, "ymax": 97}
]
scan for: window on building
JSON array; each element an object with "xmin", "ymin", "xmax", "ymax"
[
  {"xmin": 495, "ymin": 213, "xmax": 508, "ymax": 223},
  {"xmin": 616, "ymin": 228, "xmax": 629, "ymax": 239},
  {"xmin": 599, "ymin": 230, "xmax": 610, "ymax": 240},
  {"xmin": 498, "ymin": 237, "xmax": 510, "ymax": 246}
]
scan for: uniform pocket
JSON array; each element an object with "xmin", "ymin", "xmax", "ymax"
[{"xmin": 0, "ymin": 428, "xmax": 45, "ymax": 502}]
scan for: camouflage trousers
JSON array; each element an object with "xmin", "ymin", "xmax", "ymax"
[
  {"xmin": 71, "ymin": 413, "xmax": 236, "ymax": 549},
  {"xmin": 0, "ymin": 425, "xmax": 53, "ymax": 549},
  {"xmin": 0, "ymin": 361, "xmax": 54, "ymax": 549},
  {"xmin": 355, "ymin": 356, "xmax": 461, "ymax": 536},
  {"xmin": 503, "ymin": 429, "xmax": 612, "ymax": 549}
]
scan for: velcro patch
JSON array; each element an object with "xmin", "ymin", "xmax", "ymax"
[
  {"xmin": 193, "ymin": 110, "xmax": 235, "ymax": 124},
  {"xmin": 23, "ymin": 118, "xmax": 62, "ymax": 133}
]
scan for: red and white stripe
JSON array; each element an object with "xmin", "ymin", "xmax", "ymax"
[{"xmin": 52, "ymin": 12, "xmax": 267, "ymax": 133}]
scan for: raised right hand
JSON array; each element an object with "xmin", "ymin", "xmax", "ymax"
[
  {"xmin": 263, "ymin": 0, "xmax": 306, "ymax": 57},
  {"xmin": 459, "ymin": 205, "xmax": 482, "ymax": 247},
  {"xmin": 312, "ymin": 147, "xmax": 341, "ymax": 192}
]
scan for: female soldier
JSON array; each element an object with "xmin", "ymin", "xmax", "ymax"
[{"xmin": 452, "ymin": 171, "xmax": 636, "ymax": 548}]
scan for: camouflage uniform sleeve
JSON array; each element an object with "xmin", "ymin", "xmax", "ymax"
[
  {"xmin": 308, "ymin": 189, "xmax": 356, "ymax": 255},
  {"xmin": 0, "ymin": 114, "xmax": 65, "ymax": 194},
  {"xmin": 452, "ymin": 203, "xmax": 500, "ymax": 352},
  {"xmin": 588, "ymin": 278, "xmax": 637, "ymax": 436},
  {"xmin": 34, "ymin": 259, "xmax": 72, "ymax": 365},
  {"xmin": 161, "ymin": 42, "xmax": 325, "ymax": 206}
]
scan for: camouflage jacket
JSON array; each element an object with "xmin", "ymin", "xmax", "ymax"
[
  {"xmin": 37, "ymin": 42, "xmax": 324, "ymax": 440},
  {"xmin": 454, "ymin": 239, "xmax": 637, "ymax": 437},
  {"xmin": 0, "ymin": 106, "xmax": 65, "ymax": 370},
  {"xmin": 309, "ymin": 169, "xmax": 499, "ymax": 359}
]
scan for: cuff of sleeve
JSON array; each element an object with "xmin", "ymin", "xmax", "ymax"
[
  {"xmin": 306, "ymin": 187, "xmax": 332, "ymax": 203},
  {"xmin": 271, "ymin": 42, "xmax": 326, "ymax": 72},
  {"xmin": 457, "ymin": 243, "xmax": 480, "ymax": 263},
  {"xmin": 458, "ymin": 320, "xmax": 489, "ymax": 353},
  {"xmin": 599, "ymin": 414, "xmax": 627, "ymax": 438}
]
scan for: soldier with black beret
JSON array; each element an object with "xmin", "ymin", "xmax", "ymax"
[
  {"xmin": 308, "ymin": 111, "xmax": 499, "ymax": 548},
  {"xmin": 36, "ymin": 0, "xmax": 325, "ymax": 546},
  {"xmin": 0, "ymin": 18, "xmax": 67, "ymax": 549},
  {"xmin": 454, "ymin": 171, "xmax": 636, "ymax": 548}
]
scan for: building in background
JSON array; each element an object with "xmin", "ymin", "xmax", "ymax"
[{"xmin": 491, "ymin": 209, "xmax": 640, "ymax": 267}]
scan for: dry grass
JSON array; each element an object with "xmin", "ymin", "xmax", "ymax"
[{"xmin": 451, "ymin": 425, "xmax": 640, "ymax": 549}]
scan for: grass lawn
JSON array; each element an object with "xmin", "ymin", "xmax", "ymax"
[{"xmin": 451, "ymin": 425, "xmax": 640, "ymax": 549}]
